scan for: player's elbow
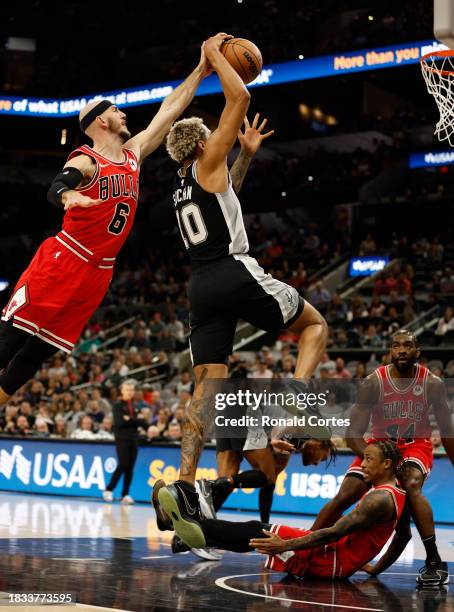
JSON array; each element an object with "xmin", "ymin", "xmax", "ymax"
[{"xmin": 235, "ymin": 89, "xmax": 251, "ymax": 108}]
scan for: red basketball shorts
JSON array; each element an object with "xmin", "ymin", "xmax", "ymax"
[
  {"xmin": 264, "ymin": 525, "xmax": 337, "ymax": 579},
  {"xmin": 347, "ymin": 438, "xmax": 433, "ymax": 478},
  {"xmin": 1, "ymin": 237, "xmax": 113, "ymax": 353}
]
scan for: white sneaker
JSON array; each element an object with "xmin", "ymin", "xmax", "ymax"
[
  {"xmin": 121, "ymin": 495, "xmax": 135, "ymax": 505},
  {"xmin": 103, "ymin": 490, "xmax": 113, "ymax": 502},
  {"xmin": 190, "ymin": 547, "xmax": 222, "ymax": 561}
]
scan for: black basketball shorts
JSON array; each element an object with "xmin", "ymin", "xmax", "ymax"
[{"xmin": 188, "ymin": 254, "xmax": 304, "ymax": 366}]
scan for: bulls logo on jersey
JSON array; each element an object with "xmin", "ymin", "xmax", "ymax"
[{"xmin": 129, "ymin": 158, "xmax": 138, "ymax": 172}]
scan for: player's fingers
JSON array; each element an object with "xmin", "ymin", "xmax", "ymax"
[
  {"xmin": 252, "ymin": 113, "xmax": 260, "ymax": 129},
  {"xmin": 261, "ymin": 129, "xmax": 275, "ymax": 140},
  {"xmin": 258, "ymin": 117, "xmax": 268, "ymax": 132},
  {"xmin": 262, "ymin": 530, "xmax": 274, "ymax": 537},
  {"xmin": 243, "ymin": 115, "xmax": 250, "ymax": 129}
]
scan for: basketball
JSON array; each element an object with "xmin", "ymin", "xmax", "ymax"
[{"xmin": 221, "ymin": 38, "xmax": 263, "ymax": 84}]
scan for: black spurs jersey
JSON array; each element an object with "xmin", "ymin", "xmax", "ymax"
[{"xmin": 172, "ymin": 161, "xmax": 249, "ymax": 265}]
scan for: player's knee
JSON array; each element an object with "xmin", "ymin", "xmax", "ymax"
[{"xmin": 403, "ymin": 478, "xmax": 423, "ymax": 499}]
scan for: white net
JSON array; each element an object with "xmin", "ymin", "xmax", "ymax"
[{"xmin": 421, "ymin": 51, "xmax": 454, "ymax": 146}]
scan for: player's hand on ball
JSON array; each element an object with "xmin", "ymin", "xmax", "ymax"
[
  {"xmin": 204, "ymin": 32, "xmax": 233, "ymax": 58},
  {"xmin": 250, "ymin": 530, "xmax": 289, "ymax": 554},
  {"xmin": 271, "ymin": 439, "xmax": 295, "ymax": 455},
  {"xmin": 62, "ymin": 191, "xmax": 103, "ymax": 211},
  {"xmin": 238, "ymin": 114, "xmax": 274, "ymax": 156},
  {"xmin": 198, "ymin": 42, "xmax": 213, "ymax": 77}
]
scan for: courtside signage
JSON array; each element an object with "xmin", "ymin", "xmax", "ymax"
[
  {"xmin": 0, "ymin": 40, "xmax": 447, "ymax": 117},
  {"xmin": 0, "ymin": 439, "xmax": 452, "ymax": 522}
]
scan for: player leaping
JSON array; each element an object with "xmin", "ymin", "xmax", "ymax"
[
  {"xmin": 0, "ymin": 39, "xmax": 215, "ymax": 406},
  {"xmin": 157, "ymin": 33, "xmax": 327, "ymax": 526}
]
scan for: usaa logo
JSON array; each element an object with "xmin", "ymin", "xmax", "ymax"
[{"xmin": 147, "ymin": 459, "xmax": 288, "ymax": 496}]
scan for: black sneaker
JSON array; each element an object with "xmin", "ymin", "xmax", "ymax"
[
  {"xmin": 158, "ymin": 481, "xmax": 206, "ymax": 549},
  {"xmin": 171, "ymin": 534, "xmax": 190, "ymax": 554},
  {"xmin": 416, "ymin": 560, "xmax": 449, "ymax": 587},
  {"xmin": 152, "ymin": 479, "xmax": 172, "ymax": 531}
]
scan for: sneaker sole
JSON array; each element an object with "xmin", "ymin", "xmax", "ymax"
[
  {"xmin": 416, "ymin": 576, "xmax": 449, "ymax": 586},
  {"xmin": 152, "ymin": 480, "xmax": 173, "ymax": 531},
  {"xmin": 158, "ymin": 486, "xmax": 206, "ymax": 549}
]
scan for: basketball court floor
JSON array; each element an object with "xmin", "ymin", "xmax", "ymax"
[{"xmin": 0, "ymin": 491, "xmax": 452, "ymax": 611}]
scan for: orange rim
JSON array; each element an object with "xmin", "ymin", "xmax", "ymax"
[{"xmin": 421, "ymin": 49, "xmax": 454, "ymax": 76}]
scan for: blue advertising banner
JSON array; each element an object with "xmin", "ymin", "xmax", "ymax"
[
  {"xmin": 0, "ymin": 439, "xmax": 452, "ymax": 523},
  {"xmin": 409, "ymin": 150, "xmax": 454, "ymax": 168},
  {"xmin": 349, "ymin": 256, "xmax": 389, "ymax": 277},
  {"xmin": 0, "ymin": 40, "xmax": 447, "ymax": 117}
]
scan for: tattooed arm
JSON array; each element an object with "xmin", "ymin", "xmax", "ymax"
[
  {"xmin": 230, "ymin": 113, "xmax": 274, "ymax": 192},
  {"xmin": 250, "ymin": 490, "xmax": 394, "ymax": 554}
]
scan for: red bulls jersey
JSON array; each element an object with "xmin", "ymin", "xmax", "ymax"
[
  {"xmin": 61, "ymin": 145, "xmax": 140, "ymax": 260},
  {"xmin": 371, "ymin": 364, "xmax": 432, "ymax": 443},
  {"xmin": 334, "ymin": 482, "xmax": 406, "ymax": 578}
]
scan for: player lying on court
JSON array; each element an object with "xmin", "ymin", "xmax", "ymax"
[
  {"xmin": 311, "ymin": 329, "xmax": 454, "ymax": 587},
  {"xmin": 0, "ymin": 37, "xmax": 217, "ymax": 407},
  {"xmin": 156, "ymin": 441, "xmax": 412, "ymax": 580},
  {"xmin": 160, "ymin": 32, "xmax": 327, "ymax": 525}
]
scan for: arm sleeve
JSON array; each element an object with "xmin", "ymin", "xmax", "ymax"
[{"xmin": 47, "ymin": 167, "xmax": 83, "ymax": 208}]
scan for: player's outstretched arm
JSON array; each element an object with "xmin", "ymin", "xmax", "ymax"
[
  {"xmin": 250, "ymin": 490, "xmax": 393, "ymax": 554},
  {"xmin": 198, "ymin": 33, "xmax": 251, "ymax": 182},
  {"xmin": 230, "ymin": 113, "xmax": 274, "ymax": 192},
  {"xmin": 362, "ymin": 505, "xmax": 412, "ymax": 576},
  {"xmin": 124, "ymin": 42, "xmax": 213, "ymax": 164},
  {"xmin": 429, "ymin": 373, "xmax": 454, "ymax": 467},
  {"xmin": 345, "ymin": 372, "xmax": 379, "ymax": 456}
]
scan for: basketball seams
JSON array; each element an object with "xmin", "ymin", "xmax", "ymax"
[
  {"xmin": 232, "ymin": 41, "xmax": 262, "ymax": 73},
  {"xmin": 231, "ymin": 44, "xmax": 251, "ymax": 82}
]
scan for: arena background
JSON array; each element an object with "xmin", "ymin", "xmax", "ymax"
[{"xmin": 1, "ymin": 1, "xmax": 454, "ymax": 610}]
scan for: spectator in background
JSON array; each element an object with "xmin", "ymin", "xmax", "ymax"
[
  {"xmin": 369, "ymin": 295, "xmax": 386, "ymax": 318},
  {"xmin": 71, "ymin": 415, "xmax": 97, "ymax": 440},
  {"xmin": 249, "ymin": 358, "xmax": 273, "ymax": 379},
  {"xmin": 15, "ymin": 415, "xmax": 35, "ymax": 436},
  {"xmin": 35, "ymin": 418, "xmax": 50, "ymax": 438},
  {"xmin": 435, "ymin": 307, "xmax": 454, "ymax": 337},
  {"xmin": 91, "ymin": 387, "xmax": 112, "ymax": 414},
  {"xmin": 52, "ymin": 416, "xmax": 68, "ymax": 439},
  {"xmin": 431, "ymin": 429, "xmax": 445, "ymax": 452},
  {"xmin": 103, "ymin": 380, "xmax": 146, "ymax": 505},
  {"xmin": 359, "ymin": 233, "xmax": 376, "ymax": 254},
  {"xmin": 354, "ymin": 362, "xmax": 367, "ymax": 379},
  {"xmin": 146, "ymin": 425, "xmax": 163, "ymax": 442},
  {"xmin": 331, "ymin": 357, "xmax": 352, "ymax": 380},
  {"xmin": 315, "ymin": 352, "xmax": 335, "ymax": 378},
  {"xmin": 87, "ymin": 399, "xmax": 105, "ymax": 425},
  {"xmin": 96, "ymin": 416, "xmax": 115, "ymax": 440},
  {"xmin": 362, "ymin": 324, "xmax": 383, "ymax": 348},
  {"xmin": 176, "ymin": 371, "xmax": 193, "ymax": 394},
  {"xmin": 153, "ymin": 408, "xmax": 170, "ymax": 436},
  {"xmin": 164, "ymin": 420, "xmax": 182, "ymax": 442},
  {"xmin": 310, "ymin": 281, "xmax": 331, "ymax": 309},
  {"xmin": 17, "ymin": 401, "xmax": 35, "ymax": 428}
]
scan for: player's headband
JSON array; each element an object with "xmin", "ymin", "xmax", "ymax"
[{"xmin": 80, "ymin": 100, "xmax": 113, "ymax": 133}]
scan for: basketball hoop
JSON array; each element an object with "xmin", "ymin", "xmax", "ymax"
[{"xmin": 421, "ymin": 49, "xmax": 454, "ymax": 146}]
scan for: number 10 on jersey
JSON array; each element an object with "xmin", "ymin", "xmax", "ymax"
[{"xmin": 176, "ymin": 202, "xmax": 208, "ymax": 248}]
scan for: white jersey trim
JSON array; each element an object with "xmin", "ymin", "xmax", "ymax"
[{"xmin": 233, "ymin": 254, "xmax": 299, "ymax": 324}]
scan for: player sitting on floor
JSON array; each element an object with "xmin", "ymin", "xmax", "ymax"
[{"xmin": 156, "ymin": 441, "xmax": 414, "ymax": 580}]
